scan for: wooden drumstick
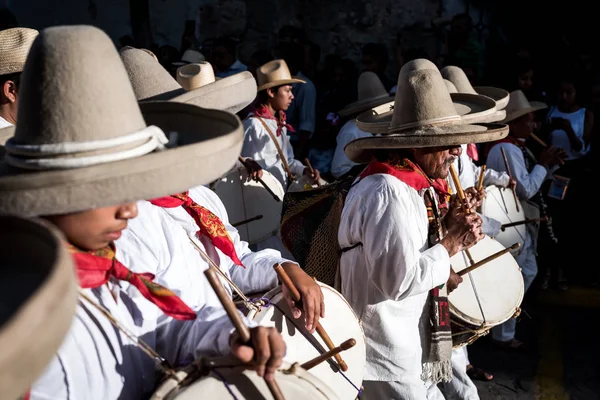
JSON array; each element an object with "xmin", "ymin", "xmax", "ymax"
[
  {"xmin": 448, "ymin": 164, "xmax": 478, "ymax": 265},
  {"xmin": 273, "ymin": 264, "xmax": 349, "ymax": 372},
  {"xmin": 499, "ymin": 147, "xmax": 520, "ymax": 212},
  {"xmin": 204, "ymin": 268, "xmax": 285, "ymax": 400},
  {"xmin": 232, "ymin": 214, "xmax": 263, "ymax": 227},
  {"xmin": 304, "ymin": 158, "xmax": 321, "ymax": 187},
  {"xmin": 477, "ymin": 165, "xmax": 486, "ymax": 191},
  {"xmin": 457, "ymin": 242, "xmax": 521, "ymax": 276},
  {"xmin": 238, "ymin": 156, "xmax": 281, "ymax": 202},
  {"xmin": 300, "ymin": 338, "xmax": 356, "ymax": 370},
  {"xmin": 501, "ymin": 216, "xmax": 548, "ymax": 230}
]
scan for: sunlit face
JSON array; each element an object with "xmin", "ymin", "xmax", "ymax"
[
  {"xmin": 44, "ymin": 203, "xmax": 138, "ymax": 251},
  {"xmin": 518, "ymin": 70, "xmax": 534, "ymax": 90},
  {"xmin": 268, "ymin": 85, "xmax": 294, "ymax": 111},
  {"xmin": 557, "ymin": 82, "xmax": 576, "ymax": 107},
  {"xmin": 412, "ymin": 145, "xmax": 461, "ymax": 180}
]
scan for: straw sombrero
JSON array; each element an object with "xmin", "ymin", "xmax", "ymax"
[
  {"xmin": 120, "ymin": 47, "xmax": 256, "ymax": 114},
  {"xmin": 172, "ymin": 48, "xmax": 206, "ymax": 67},
  {"xmin": 176, "ymin": 61, "xmax": 218, "ymax": 91},
  {"xmin": 256, "ymin": 59, "xmax": 305, "ymax": 91},
  {"xmin": 349, "ymin": 59, "xmax": 508, "ymax": 163},
  {"xmin": 337, "ymin": 71, "xmax": 394, "ymax": 117},
  {"xmin": 0, "ymin": 25, "xmax": 244, "ymax": 217},
  {"xmin": 0, "ymin": 215, "xmax": 77, "ymax": 400},
  {"xmin": 500, "ymin": 90, "xmax": 547, "ymax": 124},
  {"xmin": 0, "ymin": 27, "xmax": 39, "ymax": 76},
  {"xmin": 441, "ymin": 65, "xmax": 510, "ymax": 110}
]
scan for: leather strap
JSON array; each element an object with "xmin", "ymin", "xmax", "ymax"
[{"xmin": 255, "ymin": 116, "xmax": 296, "ymax": 183}]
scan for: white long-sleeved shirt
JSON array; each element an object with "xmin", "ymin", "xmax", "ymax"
[
  {"xmin": 330, "ymin": 120, "xmax": 370, "ymax": 179},
  {"xmin": 241, "ymin": 115, "xmax": 306, "ymax": 189},
  {"xmin": 338, "ymin": 174, "xmax": 450, "ymax": 383},
  {"xmin": 31, "ymin": 202, "xmax": 245, "ymax": 400}
]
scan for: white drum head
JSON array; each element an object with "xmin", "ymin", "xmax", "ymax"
[
  {"xmin": 480, "ymin": 185, "xmax": 526, "ymax": 255},
  {"xmin": 250, "ymin": 283, "xmax": 365, "ymax": 400},
  {"xmin": 449, "ymin": 236, "xmax": 524, "ymax": 327},
  {"xmin": 212, "ymin": 168, "xmax": 285, "ymax": 245},
  {"xmin": 288, "ymin": 175, "xmax": 328, "ymax": 192}
]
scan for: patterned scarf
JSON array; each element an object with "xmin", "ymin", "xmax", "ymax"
[
  {"xmin": 359, "ymin": 156, "xmax": 453, "ymax": 384},
  {"xmin": 252, "ymin": 104, "xmax": 295, "ymax": 136},
  {"xmin": 149, "ymin": 192, "xmax": 245, "ymax": 267},
  {"xmin": 69, "ymin": 243, "xmax": 196, "ymax": 320}
]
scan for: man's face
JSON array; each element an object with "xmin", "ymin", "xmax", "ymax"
[
  {"xmin": 509, "ymin": 113, "xmax": 535, "ymax": 139},
  {"xmin": 268, "ymin": 85, "xmax": 294, "ymax": 111},
  {"xmin": 212, "ymin": 45, "xmax": 234, "ymax": 72},
  {"xmin": 413, "ymin": 145, "xmax": 461, "ymax": 179},
  {"xmin": 45, "ymin": 203, "xmax": 138, "ymax": 251},
  {"xmin": 362, "ymin": 55, "xmax": 379, "ymax": 74}
]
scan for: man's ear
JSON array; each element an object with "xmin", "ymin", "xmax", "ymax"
[
  {"xmin": 266, "ymin": 87, "xmax": 276, "ymax": 99},
  {"xmin": 3, "ymin": 80, "xmax": 17, "ymax": 103}
]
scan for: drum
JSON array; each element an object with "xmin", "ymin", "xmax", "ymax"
[
  {"xmin": 151, "ymin": 360, "xmax": 340, "ymax": 400},
  {"xmin": 479, "ymin": 185, "xmax": 526, "ymax": 255},
  {"xmin": 212, "ymin": 167, "xmax": 285, "ymax": 245},
  {"xmin": 287, "ymin": 175, "xmax": 328, "ymax": 192},
  {"xmin": 449, "ymin": 236, "xmax": 524, "ymax": 348},
  {"xmin": 244, "ymin": 282, "xmax": 365, "ymax": 400}
]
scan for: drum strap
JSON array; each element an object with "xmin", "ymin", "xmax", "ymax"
[{"xmin": 255, "ymin": 116, "xmax": 296, "ymax": 185}]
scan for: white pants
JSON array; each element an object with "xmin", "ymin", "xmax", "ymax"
[
  {"xmin": 441, "ymin": 346, "xmax": 480, "ymax": 400},
  {"xmin": 363, "ymin": 379, "xmax": 445, "ymax": 400},
  {"xmin": 492, "ymin": 241, "xmax": 537, "ymax": 341}
]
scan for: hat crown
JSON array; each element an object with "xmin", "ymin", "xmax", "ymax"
[
  {"xmin": 181, "ymin": 49, "xmax": 205, "ymax": 63},
  {"xmin": 440, "ymin": 65, "xmax": 477, "ymax": 94},
  {"xmin": 177, "ymin": 62, "xmax": 215, "ymax": 91},
  {"xmin": 505, "ymin": 90, "xmax": 533, "ymax": 113},
  {"xmin": 120, "ymin": 46, "xmax": 184, "ymax": 101},
  {"xmin": 390, "ymin": 59, "xmax": 460, "ymax": 130},
  {"xmin": 444, "ymin": 79, "xmax": 458, "ymax": 93},
  {"xmin": 0, "ymin": 27, "xmax": 39, "ymax": 75},
  {"xmin": 256, "ymin": 59, "xmax": 292, "ymax": 89},
  {"xmin": 13, "ymin": 26, "xmax": 147, "ymax": 148},
  {"xmin": 357, "ymin": 71, "xmax": 388, "ymax": 101}
]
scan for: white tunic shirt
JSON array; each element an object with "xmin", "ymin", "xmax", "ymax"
[
  {"xmin": 242, "ymin": 115, "xmax": 306, "ymax": 189},
  {"xmin": 338, "ymin": 174, "xmax": 450, "ymax": 383},
  {"xmin": 31, "ymin": 202, "xmax": 241, "ymax": 400},
  {"xmin": 330, "ymin": 120, "xmax": 370, "ymax": 178}
]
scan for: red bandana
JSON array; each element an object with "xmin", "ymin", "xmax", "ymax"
[
  {"xmin": 252, "ymin": 104, "xmax": 295, "ymax": 136},
  {"xmin": 149, "ymin": 192, "xmax": 245, "ymax": 268},
  {"xmin": 466, "ymin": 143, "xmax": 479, "ymax": 161},
  {"xmin": 359, "ymin": 158, "xmax": 450, "ymax": 209},
  {"xmin": 69, "ymin": 244, "xmax": 196, "ymax": 320}
]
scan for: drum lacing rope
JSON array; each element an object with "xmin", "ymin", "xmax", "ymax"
[
  {"xmin": 188, "ymin": 237, "xmax": 260, "ymax": 313},
  {"xmin": 490, "ymin": 189, "xmax": 526, "ymax": 243},
  {"xmin": 78, "ymin": 290, "xmax": 180, "ymax": 378},
  {"xmin": 211, "ymin": 369, "xmax": 241, "ymax": 400},
  {"xmin": 451, "ymin": 319, "xmax": 490, "ymax": 346},
  {"xmin": 270, "ymin": 301, "xmax": 363, "ymax": 396}
]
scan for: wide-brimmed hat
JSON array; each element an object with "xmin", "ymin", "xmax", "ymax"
[
  {"xmin": 0, "ymin": 215, "xmax": 77, "ymax": 400},
  {"xmin": 256, "ymin": 59, "xmax": 305, "ymax": 91},
  {"xmin": 441, "ymin": 65, "xmax": 510, "ymax": 110},
  {"xmin": 444, "ymin": 79, "xmax": 458, "ymax": 93},
  {"xmin": 348, "ymin": 59, "xmax": 508, "ymax": 163},
  {"xmin": 0, "ymin": 25, "xmax": 244, "ymax": 217},
  {"xmin": 500, "ymin": 90, "xmax": 547, "ymax": 124},
  {"xmin": 120, "ymin": 47, "xmax": 256, "ymax": 114},
  {"xmin": 172, "ymin": 48, "xmax": 206, "ymax": 67},
  {"xmin": 337, "ymin": 71, "xmax": 394, "ymax": 117},
  {"xmin": 0, "ymin": 27, "xmax": 39, "ymax": 76},
  {"xmin": 177, "ymin": 61, "xmax": 217, "ymax": 91}
]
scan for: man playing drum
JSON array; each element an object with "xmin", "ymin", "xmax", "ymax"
[
  {"xmin": 341, "ymin": 59, "xmax": 508, "ymax": 399},
  {"xmin": 0, "ymin": 26, "xmax": 286, "ymax": 400},
  {"xmin": 119, "ymin": 47, "xmax": 325, "ymax": 333},
  {"xmin": 485, "ymin": 90, "xmax": 564, "ymax": 351}
]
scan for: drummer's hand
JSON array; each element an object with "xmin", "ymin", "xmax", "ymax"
[
  {"xmin": 242, "ymin": 157, "xmax": 264, "ymax": 180},
  {"xmin": 281, "ymin": 262, "xmax": 325, "ymax": 333},
  {"xmin": 303, "ymin": 167, "xmax": 321, "ymax": 184},
  {"xmin": 464, "ymin": 187, "xmax": 484, "ymax": 209},
  {"xmin": 506, "ymin": 177, "xmax": 517, "ymax": 190},
  {"xmin": 446, "ymin": 269, "xmax": 463, "ymax": 294},
  {"xmin": 230, "ymin": 326, "xmax": 286, "ymax": 381},
  {"xmin": 441, "ymin": 206, "xmax": 485, "ymax": 257}
]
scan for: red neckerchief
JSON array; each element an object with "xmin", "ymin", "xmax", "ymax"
[
  {"xmin": 359, "ymin": 157, "xmax": 450, "ymax": 209},
  {"xmin": 68, "ymin": 243, "xmax": 196, "ymax": 320},
  {"xmin": 149, "ymin": 192, "xmax": 245, "ymax": 268},
  {"xmin": 466, "ymin": 143, "xmax": 479, "ymax": 161},
  {"xmin": 252, "ymin": 104, "xmax": 295, "ymax": 136}
]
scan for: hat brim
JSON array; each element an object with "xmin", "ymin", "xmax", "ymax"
[
  {"xmin": 0, "ymin": 216, "xmax": 77, "ymax": 400},
  {"xmin": 337, "ymin": 94, "xmax": 395, "ymax": 117},
  {"xmin": 500, "ymin": 102, "xmax": 547, "ymax": 124},
  {"xmin": 169, "ymin": 71, "xmax": 257, "ymax": 114},
  {"xmin": 344, "ymin": 123, "xmax": 509, "ymax": 163},
  {"xmin": 0, "ymin": 102, "xmax": 244, "ymax": 217},
  {"xmin": 356, "ymin": 92, "xmax": 498, "ymax": 134},
  {"xmin": 474, "ymin": 86, "xmax": 510, "ymax": 110},
  {"xmin": 257, "ymin": 76, "xmax": 306, "ymax": 92}
]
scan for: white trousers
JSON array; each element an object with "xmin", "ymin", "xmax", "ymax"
[{"xmin": 440, "ymin": 346, "xmax": 480, "ymax": 400}]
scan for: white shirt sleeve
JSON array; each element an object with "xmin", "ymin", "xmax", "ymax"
[{"xmin": 479, "ymin": 165, "xmax": 511, "ymax": 187}]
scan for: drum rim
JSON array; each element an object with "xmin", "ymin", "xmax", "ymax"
[{"xmin": 480, "ymin": 185, "xmax": 526, "ymax": 255}]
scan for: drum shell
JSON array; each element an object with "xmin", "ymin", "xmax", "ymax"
[
  {"xmin": 247, "ymin": 282, "xmax": 365, "ymax": 400},
  {"xmin": 448, "ymin": 236, "xmax": 524, "ymax": 347},
  {"xmin": 480, "ymin": 185, "xmax": 526, "ymax": 256}
]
